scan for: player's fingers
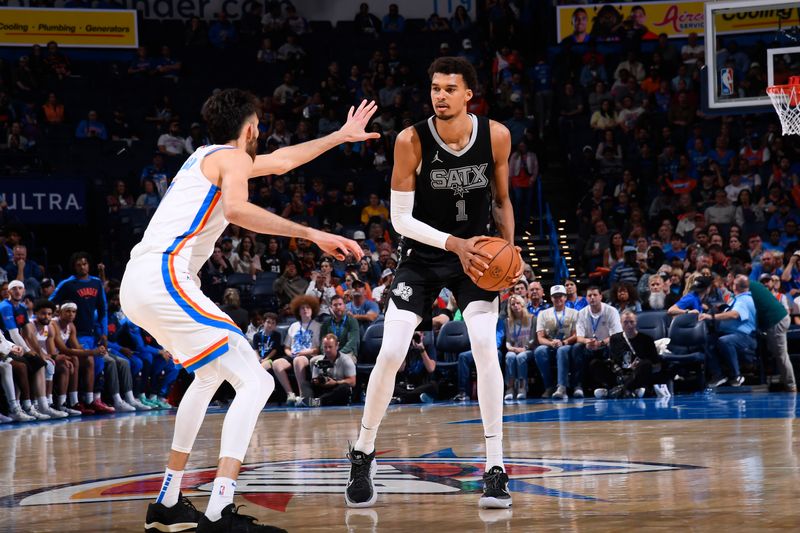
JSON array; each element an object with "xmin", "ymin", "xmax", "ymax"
[
  {"xmin": 363, "ymin": 100, "xmax": 378, "ymax": 118},
  {"xmin": 366, "ymin": 132, "xmax": 381, "ymax": 139},
  {"xmin": 468, "ymin": 265, "xmax": 484, "ymax": 281},
  {"xmin": 347, "ymin": 105, "xmax": 355, "ymax": 121},
  {"xmin": 344, "ymin": 238, "xmax": 364, "ymax": 260}
]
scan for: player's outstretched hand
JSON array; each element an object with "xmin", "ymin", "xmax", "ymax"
[
  {"xmin": 338, "ymin": 100, "xmax": 381, "ymax": 142},
  {"xmin": 311, "ymin": 229, "xmax": 364, "ymax": 261},
  {"xmin": 449, "ymin": 236, "xmax": 494, "ymax": 285}
]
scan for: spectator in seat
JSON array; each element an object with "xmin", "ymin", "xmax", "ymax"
[
  {"xmin": 509, "ymin": 141, "xmax": 538, "ymax": 229},
  {"xmin": 75, "ymin": 110, "xmax": 108, "ymax": 140},
  {"xmin": 200, "ymin": 245, "xmax": 232, "ymax": 304},
  {"xmin": 274, "ymin": 259, "xmax": 309, "ymax": 314},
  {"xmin": 136, "ymin": 179, "xmax": 161, "ymax": 212},
  {"xmin": 321, "ymin": 294, "xmax": 360, "ymax": 361},
  {"xmin": 701, "ymin": 275, "xmax": 757, "ymax": 388},
  {"xmin": 361, "ymin": 193, "xmax": 389, "ymax": 225},
  {"xmin": 140, "ymin": 153, "xmax": 170, "ymax": 197},
  {"xmin": 5, "ymin": 245, "xmax": 43, "ymax": 296},
  {"xmin": 750, "ymin": 250, "xmax": 782, "ymax": 281},
  {"xmin": 220, "ymin": 288, "xmax": 248, "ymax": 334},
  {"xmin": 565, "ymin": 279, "xmax": 588, "ymax": 311},
  {"xmin": 668, "ymin": 275, "xmax": 711, "ymax": 315},
  {"xmin": 208, "ymin": 11, "xmax": 237, "ymax": 49},
  {"xmin": 157, "ymin": 120, "xmax": 186, "ymax": 157},
  {"xmin": 503, "ymin": 295, "xmax": 532, "ymax": 401},
  {"xmin": 253, "ymin": 312, "xmax": 281, "ymax": 371},
  {"xmin": 354, "ymin": 2, "xmax": 381, "ymax": 35},
  {"xmin": 704, "ymin": 189, "xmax": 736, "ymax": 227},
  {"xmin": 274, "ymin": 295, "xmax": 321, "ymax": 406},
  {"xmin": 0, "ymin": 329, "xmax": 35, "ymax": 422},
  {"xmin": 232, "ymin": 235, "xmax": 262, "ymax": 277},
  {"xmin": 41, "ymin": 92, "xmax": 64, "ymax": 125},
  {"xmin": 305, "ymin": 334, "xmax": 356, "ymax": 407},
  {"xmin": 306, "ymin": 259, "xmax": 337, "ymax": 318},
  {"xmin": 393, "ymin": 332, "xmax": 439, "ymax": 404},
  {"xmin": 347, "ymin": 280, "xmax": 379, "ymax": 335},
  {"xmin": 609, "ymin": 282, "xmax": 641, "ymax": 314},
  {"xmin": 572, "ymin": 286, "xmax": 623, "ymax": 399},
  {"xmin": 593, "ymin": 311, "xmax": 662, "ymax": 399},
  {"xmin": 610, "ymin": 246, "xmax": 642, "ymax": 285},
  {"xmin": 128, "ymin": 45, "xmax": 153, "ymax": 77},
  {"xmin": 371, "ymin": 268, "xmax": 394, "ymax": 306},
  {"xmin": 642, "ymin": 273, "xmax": 678, "ymax": 311},
  {"xmin": 451, "ymin": 5, "xmax": 473, "ymax": 34},
  {"xmin": 382, "ymin": 4, "xmax": 405, "ymax": 33},
  {"xmin": 453, "ymin": 317, "xmax": 505, "ymax": 402},
  {"xmin": 184, "ymin": 122, "xmax": 209, "ymax": 154},
  {"xmin": 534, "ymin": 285, "xmax": 579, "ymax": 399}
]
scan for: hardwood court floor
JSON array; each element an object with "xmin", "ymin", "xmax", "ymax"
[{"xmin": 2, "ymin": 393, "xmax": 800, "ymax": 532}]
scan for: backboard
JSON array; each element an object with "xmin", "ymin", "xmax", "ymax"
[{"xmin": 704, "ymin": 0, "xmax": 800, "ymax": 114}]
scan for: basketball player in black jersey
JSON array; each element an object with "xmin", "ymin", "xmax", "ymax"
[{"xmin": 346, "ymin": 57, "xmax": 518, "ymax": 509}]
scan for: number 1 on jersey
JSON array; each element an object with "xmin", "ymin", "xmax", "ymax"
[{"xmin": 456, "ymin": 199, "xmax": 468, "ymax": 221}]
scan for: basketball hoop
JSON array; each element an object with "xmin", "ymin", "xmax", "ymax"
[{"xmin": 767, "ymin": 76, "xmax": 800, "ymax": 135}]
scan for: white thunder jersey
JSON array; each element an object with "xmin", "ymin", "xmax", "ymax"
[
  {"xmin": 122, "ymin": 144, "xmax": 242, "ymax": 373},
  {"xmin": 130, "ymin": 145, "xmax": 234, "ymax": 274}
]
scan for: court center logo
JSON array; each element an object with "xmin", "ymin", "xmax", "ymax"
[{"xmin": 1, "ymin": 449, "xmax": 699, "ymax": 510}]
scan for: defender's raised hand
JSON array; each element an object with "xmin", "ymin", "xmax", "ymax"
[{"xmin": 339, "ymin": 100, "xmax": 381, "ymax": 142}]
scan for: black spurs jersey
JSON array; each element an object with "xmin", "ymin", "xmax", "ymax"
[{"xmin": 403, "ymin": 113, "xmax": 494, "ymax": 262}]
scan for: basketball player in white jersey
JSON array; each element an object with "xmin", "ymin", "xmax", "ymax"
[
  {"xmin": 121, "ymin": 90, "xmax": 378, "ymax": 533},
  {"xmin": 345, "ymin": 57, "xmax": 518, "ymax": 509}
]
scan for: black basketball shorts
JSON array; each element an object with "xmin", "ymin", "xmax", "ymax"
[{"xmin": 388, "ymin": 254, "xmax": 498, "ymax": 327}]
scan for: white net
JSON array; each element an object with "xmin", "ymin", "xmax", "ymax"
[{"xmin": 767, "ymin": 84, "xmax": 800, "ymax": 136}]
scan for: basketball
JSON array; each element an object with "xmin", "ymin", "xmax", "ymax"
[{"xmin": 474, "ymin": 237, "xmax": 522, "ymax": 291}]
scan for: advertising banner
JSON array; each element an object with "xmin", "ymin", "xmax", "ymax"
[
  {"xmin": 0, "ymin": 178, "xmax": 86, "ymax": 224},
  {"xmin": 557, "ymin": 2, "xmax": 800, "ymax": 42},
  {"xmin": 0, "ymin": 7, "xmax": 137, "ymax": 48}
]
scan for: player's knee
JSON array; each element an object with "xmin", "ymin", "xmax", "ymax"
[{"xmin": 256, "ymin": 370, "xmax": 275, "ymax": 404}]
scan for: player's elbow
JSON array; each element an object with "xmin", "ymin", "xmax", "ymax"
[{"xmin": 223, "ymin": 202, "xmax": 246, "ymax": 225}]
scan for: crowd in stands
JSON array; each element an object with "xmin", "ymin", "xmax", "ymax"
[{"xmin": 0, "ymin": 0, "xmax": 799, "ymax": 422}]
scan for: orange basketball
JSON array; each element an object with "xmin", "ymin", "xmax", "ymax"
[{"xmin": 474, "ymin": 237, "xmax": 522, "ymax": 291}]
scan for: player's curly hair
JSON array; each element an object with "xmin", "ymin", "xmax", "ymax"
[
  {"xmin": 289, "ymin": 294, "xmax": 320, "ymax": 320},
  {"xmin": 428, "ymin": 56, "xmax": 478, "ymax": 91},
  {"xmin": 200, "ymin": 88, "xmax": 260, "ymax": 144}
]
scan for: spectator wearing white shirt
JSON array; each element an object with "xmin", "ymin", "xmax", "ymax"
[
  {"xmin": 273, "ymin": 73, "xmax": 298, "ymax": 106},
  {"xmin": 614, "ymin": 51, "xmax": 645, "ymax": 82},
  {"xmin": 681, "ymin": 33, "xmax": 704, "ymax": 66},
  {"xmin": 156, "ymin": 120, "xmax": 186, "ymax": 157},
  {"xmin": 573, "ymin": 286, "xmax": 623, "ymax": 398}
]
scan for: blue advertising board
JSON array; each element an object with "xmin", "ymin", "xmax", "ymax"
[{"xmin": 0, "ymin": 178, "xmax": 86, "ymax": 224}]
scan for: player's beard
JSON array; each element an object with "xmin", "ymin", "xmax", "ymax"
[
  {"xmin": 648, "ymin": 291, "xmax": 666, "ymax": 310},
  {"xmin": 434, "ymin": 110, "xmax": 455, "ymax": 121}
]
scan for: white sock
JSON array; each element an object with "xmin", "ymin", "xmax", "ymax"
[
  {"xmin": 485, "ymin": 434, "xmax": 505, "ymax": 472},
  {"xmin": 156, "ymin": 468, "xmax": 184, "ymax": 508},
  {"xmin": 9, "ymin": 398, "xmax": 20, "ymax": 411},
  {"xmin": 47, "ymin": 394, "xmax": 53, "ymax": 404},
  {"xmin": 354, "ymin": 424, "xmax": 378, "ymax": 455},
  {"xmin": 21, "ymin": 399, "xmax": 31, "ymax": 410},
  {"xmin": 149, "ymin": 394, "xmax": 158, "ymax": 401},
  {"xmin": 37, "ymin": 397, "xmax": 49, "ymax": 411},
  {"xmin": 69, "ymin": 391, "xmax": 79, "ymax": 405},
  {"xmin": 125, "ymin": 390, "xmax": 136, "ymax": 404},
  {"xmin": 84, "ymin": 392, "xmax": 94, "ymax": 404},
  {"xmin": 57, "ymin": 394, "xmax": 67, "ymax": 407},
  {"xmin": 112, "ymin": 393, "xmax": 123, "ymax": 405},
  {"xmin": 205, "ymin": 477, "xmax": 236, "ymax": 521}
]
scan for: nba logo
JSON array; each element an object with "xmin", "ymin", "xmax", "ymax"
[{"xmin": 720, "ymin": 68, "xmax": 734, "ymax": 97}]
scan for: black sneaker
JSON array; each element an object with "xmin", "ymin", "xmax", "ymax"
[
  {"xmin": 345, "ymin": 446, "xmax": 377, "ymax": 508},
  {"xmin": 196, "ymin": 504, "xmax": 286, "ymax": 533},
  {"xmin": 709, "ymin": 376, "xmax": 728, "ymax": 388},
  {"xmin": 479, "ymin": 466, "xmax": 512, "ymax": 509},
  {"xmin": 144, "ymin": 493, "xmax": 202, "ymax": 532}
]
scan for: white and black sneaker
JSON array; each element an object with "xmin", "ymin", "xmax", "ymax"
[
  {"xmin": 479, "ymin": 466, "xmax": 512, "ymax": 509},
  {"xmin": 345, "ymin": 446, "xmax": 377, "ymax": 508},
  {"xmin": 144, "ymin": 493, "xmax": 202, "ymax": 532}
]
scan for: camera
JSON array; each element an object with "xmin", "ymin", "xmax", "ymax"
[{"xmin": 313, "ymin": 358, "xmax": 334, "ymax": 379}]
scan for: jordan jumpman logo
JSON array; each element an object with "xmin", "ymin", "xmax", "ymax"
[{"xmin": 432, "ymin": 150, "xmax": 443, "ymax": 164}]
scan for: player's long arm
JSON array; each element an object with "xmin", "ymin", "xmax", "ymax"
[
  {"xmin": 249, "ymin": 100, "xmax": 379, "ymax": 177},
  {"xmin": 488, "ymin": 121, "xmax": 514, "ymax": 244},
  {"xmin": 221, "ymin": 151, "xmax": 362, "ymax": 261},
  {"xmin": 390, "ymin": 128, "xmax": 452, "ymax": 250}
]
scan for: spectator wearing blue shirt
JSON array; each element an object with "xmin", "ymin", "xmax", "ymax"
[
  {"xmin": 127, "ymin": 46, "xmax": 152, "ymax": 78},
  {"xmin": 140, "ymin": 153, "xmax": 170, "ymax": 197},
  {"xmin": 382, "ymin": 4, "xmax": 405, "ymax": 33},
  {"xmin": 749, "ymin": 250, "xmax": 782, "ymax": 281},
  {"xmin": 75, "ymin": 110, "xmax": 108, "ymax": 140},
  {"xmin": 668, "ymin": 275, "xmax": 711, "ymax": 316},
  {"xmin": 564, "ymin": 280, "xmax": 588, "ymax": 311},
  {"xmin": 5, "ymin": 244, "xmax": 43, "ymax": 296},
  {"xmin": 347, "ymin": 281, "xmax": 379, "ymax": 335},
  {"xmin": 208, "ymin": 11, "xmax": 237, "ymax": 49},
  {"xmin": 701, "ymin": 276, "xmax": 758, "ymax": 387}
]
